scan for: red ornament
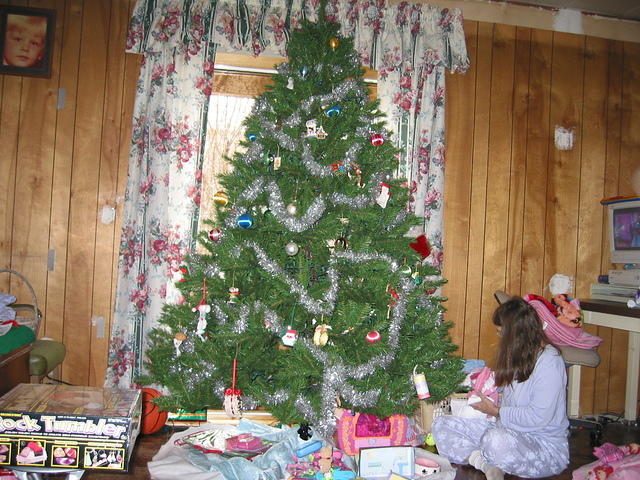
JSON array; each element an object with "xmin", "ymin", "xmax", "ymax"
[
  {"xmin": 141, "ymin": 388, "xmax": 168, "ymax": 435},
  {"xmin": 366, "ymin": 331, "xmax": 381, "ymax": 343},
  {"xmin": 370, "ymin": 133, "xmax": 384, "ymax": 146},
  {"xmin": 208, "ymin": 228, "xmax": 222, "ymax": 242},
  {"xmin": 409, "ymin": 234, "xmax": 431, "ymax": 259}
]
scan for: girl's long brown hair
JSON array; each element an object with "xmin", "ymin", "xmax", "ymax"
[{"xmin": 492, "ymin": 297, "xmax": 552, "ymax": 387}]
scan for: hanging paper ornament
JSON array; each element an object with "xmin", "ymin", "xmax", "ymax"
[
  {"xmin": 208, "ymin": 228, "xmax": 223, "ymax": 242},
  {"xmin": 273, "ymin": 155, "xmax": 282, "ymax": 170},
  {"xmin": 173, "ymin": 332, "xmax": 187, "ymax": 356},
  {"xmin": 192, "ymin": 301, "xmax": 211, "ymax": 340},
  {"xmin": 281, "ymin": 328, "xmax": 298, "ymax": 347},
  {"xmin": 191, "ymin": 280, "xmax": 210, "ymax": 340},
  {"xmin": 413, "ymin": 365, "xmax": 431, "ymax": 399},
  {"xmin": 365, "ymin": 331, "xmax": 381, "ymax": 343},
  {"xmin": 286, "ymin": 203, "xmax": 297, "ymax": 215},
  {"xmin": 305, "ymin": 119, "xmax": 318, "ymax": 137},
  {"xmin": 325, "ymin": 105, "xmax": 342, "ymax": 117},
  {"xmin": 316, "ymin": 126, "xmax": 327, "ymax": 139},
  {"xmin": 287, "ymin": 77, "xmax": 294, "ymax": 89},
  {"xmin": 247, "ymin": 133, "xmax": 258, "ymax": 142},
  {"xmin": 352, "ymin": 163, "xmax": 363, "ymax": 187},
  {"xmin": 285, "ymin": 242, "xmax": 299, "ymax": 256},
  {"xmin": 313, "ymin": 324, "xmax": 332, "ymax": 346},
  {"xmin": 409, "ymin": 234, "xmax": 431, "ymax": 259},
  {"xmin": 213, "ymin": 191, "xmax": 229, "ymax": 206},
  {"xmin": 223, "ymin": 359, "xmax": 243, "ymax": 418},
  {"xmin": 237, "ymin": 213, "xmax": 253, "ymax": 228},
  {"xmin": 228, "ymin": 287, "xmax": 240, "ymax": 303},
  {"xmin": 299, "ymin": 66, "xmax": 309, "ymax": 78},
  {"xmin": 376, "ymin": 182, "xmax": 390, "ymax": 208},
  {"xmin": 370, "ymin": 133, "xmax": 385, "ymax": 146}
]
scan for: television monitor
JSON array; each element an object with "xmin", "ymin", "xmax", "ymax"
[{"xmin": 602, "ymin": 196, "xmax": 640, "ymax": 265}]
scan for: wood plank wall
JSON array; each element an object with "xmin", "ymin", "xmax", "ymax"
[
  {"xmin": 1, "ymin": 2, "xmax": 638, "ymax": 419},
  {"xmin": 443, "ymin": 20, "xmax": 640, "ymax": 417},
  {"xmin": 0, "ymin": 0, "xmax": 139, "ymax": 386}
]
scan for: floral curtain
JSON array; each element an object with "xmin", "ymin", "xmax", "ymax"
[{"xmin": 105, "ymin": 0, "xmax": 468, "ymax": 388}]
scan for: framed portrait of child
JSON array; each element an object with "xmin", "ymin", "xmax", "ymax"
[{"xmin": 0, "ymin": 6, "xmax": 55, "ymax": 78}]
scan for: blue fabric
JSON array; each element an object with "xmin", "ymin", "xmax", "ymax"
[{"xmin": 462, "ymin": 359, "xmax": 485, "ymax": 373}]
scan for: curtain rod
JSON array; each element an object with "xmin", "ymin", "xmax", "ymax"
[{"xmin": 214, "ymin": 64, "xmax": 378, "ymax": 84}]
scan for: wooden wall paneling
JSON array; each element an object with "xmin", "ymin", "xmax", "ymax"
[
  {"xmin": 62, "ymin": 1, "xmax": 109, "ymax": 385},
  {"xmin": 505, "ymin": 27, "xmax": 531, "ymax": 296},
  {"xmin": 0, "ymin": 75, "xmax": 21, "ymax": 274},
  {"xmin": 46, "ymin": 0, "xmax": 82, "ymax": 344},
  {"xmin": 576, "ymin": 37, "xmax": 610, "ymax": 414},
  {"xmin": 10, "ymin": 0, "xmax": 60, "ymax": 332},
  {"xmin": 463, "ymin": 21, "xmax": 493, "ymax": 359},
  {"xmin": 442, "ymin": 20, "xmax": 478, "ymax": 351},
  {"xmin": 521, "ymin": 29, "xmax": 553, "ymax": 296},
  {"xmin": 618, "ymin": 41, "xmax": 640, "ymax": 417},
  {"xmin": 88, "ymin": 0, "xmax": 132, "ymax": 386},
  {"xmin": 595, "ymin": 41, "xmax": 623, "ymax": 416},
  {"xmin": 543, "ymin": 33, "xmax": 585, "ymax": 286},
  {"xmin": 478, "ymin": 23, "xmax": 516, "ymax": 363}
]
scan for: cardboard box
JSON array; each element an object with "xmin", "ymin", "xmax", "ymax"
[{"xmin": 0, "ymin": 384, "xmax": 141, "ymax": 471}]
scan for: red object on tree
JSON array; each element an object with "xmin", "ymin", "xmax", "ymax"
[{"xmin": 409, "ymin": 235, "xmax": 431, "ymax": 259}]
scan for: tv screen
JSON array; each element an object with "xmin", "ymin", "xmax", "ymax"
[
  {"xmin": 603, "ymin": 196, "xmax": 640, "ymax": 264},
  {"xmin": 612, "ymin": 207, "xmax": 640, "ymax": 250}
]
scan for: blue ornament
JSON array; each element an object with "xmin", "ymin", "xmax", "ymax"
[
  {"xmin": 326, "ymin": 105, "xmax": 342, "ymax": 117},
  {"xmin": 237, "ymin": 213, "xmax": 253, "ymax": 229},
  {"xmin": 299, "ymin": 66, "xmax": 309, "ymax": 78},
  {"xmin": 247, "ymin": 133, "xmax": 258, "ymax": 141}
]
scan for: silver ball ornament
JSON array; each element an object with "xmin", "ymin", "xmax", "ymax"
[
  {"xmin": 286, "ymin": 203, "xmax": 298, "ymax": 215},
  {"xmin": 285, "ymin": 242, "xmax": 299, "ymax": 256}
]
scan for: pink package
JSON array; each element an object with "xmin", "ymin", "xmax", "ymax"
[
  {"xmin": 335, "ymin": 408, "xmax": 419, "ymax": 456},
  {"xmin": 225, "ymin": 433, "xmax": 263, "ymax": 452}
]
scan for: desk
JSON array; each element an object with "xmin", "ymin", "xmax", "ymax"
[
  {"xmin": 581, "ymin": 299, "xmax": 640, "ymax": 422},
  {"xmin": 0, "ymin": 344, "xmax": 32, "ymax": 396}
]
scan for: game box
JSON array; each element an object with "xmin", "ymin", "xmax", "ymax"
[{"xmin": 0, "ymin": 383, "xmax": 141, "ymax": 471}]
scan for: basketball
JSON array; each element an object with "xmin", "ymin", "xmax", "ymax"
[{"xmin": 141, "ymin": 388, "xmax": 168, "ymax": 435}]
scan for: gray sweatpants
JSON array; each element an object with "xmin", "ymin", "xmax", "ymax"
[{"xmin": 431, "ymin": 415, "xmax": 569, "ymax": 478}]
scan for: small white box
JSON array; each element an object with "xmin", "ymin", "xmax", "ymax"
[{"xmin": 359, "ymin": 446, "xmax": 415, "ymax": 479}]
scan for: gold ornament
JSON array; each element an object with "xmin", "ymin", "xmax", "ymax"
[
  {"xmin": 328, "ymin": 37, "xmax": 340, "ymax": 50},
  {"xmin": 213, "ymin": 191, "xmax": 229, "ymax": 206},
  {"xmin": 313, "ymin": 324, "xmax": 332, "ymax": 346}
]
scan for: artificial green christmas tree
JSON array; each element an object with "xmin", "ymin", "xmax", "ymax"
[{"xmin": 140, "ymin": 18, "xmax": 463, "ymax": 438}]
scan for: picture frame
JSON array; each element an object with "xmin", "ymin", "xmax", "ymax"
[{"xmin": 0, "ymin": 6, "xmax": 55, "ymax": 78}]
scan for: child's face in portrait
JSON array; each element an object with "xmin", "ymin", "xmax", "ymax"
[{"xmin": 3, "ymin": 15, "xmax": 47, "ymax": 68}]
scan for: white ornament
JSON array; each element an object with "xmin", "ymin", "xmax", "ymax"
[
  {"xmin": 285, "ymin": 242, "xmax": 299, "ymax": 256},
  {"xmin": 286, "ymin": 203, "xmax": 298, "ymax": 215}
]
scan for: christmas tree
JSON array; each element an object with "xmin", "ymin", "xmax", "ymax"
[{"xmin": 140, "ymin": 18, "xmax": 463, "ymax": 438}]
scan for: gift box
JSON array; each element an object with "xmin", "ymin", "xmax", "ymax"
[
  {"xmin": 0, "ymin": 383, "xmax": 140, "ymax": 471},
  {"xmin": 359, "ymin": 446, "xmax": 415, "ymax": 479}
]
